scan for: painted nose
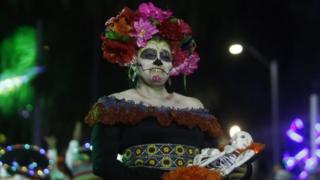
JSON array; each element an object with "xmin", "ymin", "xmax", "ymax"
[{"xmin": 153, "ymin": 58, "xmax": 163, "ymax": 66}]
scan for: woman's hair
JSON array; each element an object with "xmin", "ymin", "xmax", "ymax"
[{"xmin": 101, "ymin": 2, "xmax": 200, "ymax": 76}]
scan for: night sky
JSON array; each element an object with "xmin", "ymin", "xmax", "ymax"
[{"xmin": 1, "ymin": 0, "xmax": 320, "ymax": 175}]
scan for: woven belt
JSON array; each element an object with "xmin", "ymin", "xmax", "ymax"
[{"xmin": 121, "ymin": 143, "xmax": 200, "ymax": 170}]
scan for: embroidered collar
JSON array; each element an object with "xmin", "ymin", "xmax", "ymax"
[
  {"xmin": 85, "ymin": 96, "xmax": 224, "ymax": 138},
  {"xmin": 101, "ymin": 96, "xmax": 211, "ymax": 115}
]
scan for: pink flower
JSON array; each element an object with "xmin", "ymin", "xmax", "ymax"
[
  {"xmin": 170, "ymin": 52, "xmax": 200, "ymax": 76},
  {"xmin": 133, "ymin": 18, "xmax": 159, "ymax": 47},
  {"xmin": 138, "ymin": 2, "xmax": 172, "ymax": 21}
]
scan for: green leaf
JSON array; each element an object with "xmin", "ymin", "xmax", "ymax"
[{"xmin": 104, "ymin": 31, "xmax": 130, "ymax": 42}]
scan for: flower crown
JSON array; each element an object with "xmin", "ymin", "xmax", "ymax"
[{"xmin": 101, "ymin": 2, "xmax": 200, "ymax": 76}]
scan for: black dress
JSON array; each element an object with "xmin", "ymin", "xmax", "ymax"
[{"xmin": 86, "ymin": 96, "xmax": 226, "ymax": 180}]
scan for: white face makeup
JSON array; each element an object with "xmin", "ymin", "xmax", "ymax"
[{"xmin": 136, "ymin": 40, "xmax": 172, "ymax": 86}]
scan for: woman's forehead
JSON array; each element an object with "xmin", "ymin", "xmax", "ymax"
[{"xmin": 144, "ymin": 40, "xmax": 170, "ymax": 50}]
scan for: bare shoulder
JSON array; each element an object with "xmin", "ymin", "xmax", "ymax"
[
  {"xmin": 107, "ymin": 89, "xmax": 137, "ymax": 99},
  {"xmin": 173, "ymin": 92, "xmax": 204, "ymax": 109}
]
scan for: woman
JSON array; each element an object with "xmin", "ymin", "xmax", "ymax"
[{"xmin": 86, "ymin": 2, "xmax": 249, "ymax": 180}]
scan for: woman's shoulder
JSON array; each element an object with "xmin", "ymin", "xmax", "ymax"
[
  {"xmin": 172, "ymin": 92, "xmax": 205, "ymax": 109},
  {"xmin": 107, "ymin": 89, "xmax": 137, "ymax": 99},
  {"xmin": 95, "ymin": 89, "xmax": 137, "ymax": 104},
  {"xmin": 107, "ymin": 89, "xmax": 135, "ymax": 99}
]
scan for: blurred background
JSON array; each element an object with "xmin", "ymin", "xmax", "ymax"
[{"xmin": 0, "ymin": 0, "xmax": 319, "ymax": 179}]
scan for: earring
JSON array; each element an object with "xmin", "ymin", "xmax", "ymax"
[
  {"xmin": 167, "ymin": 77, "xmax": 172, "ymax": 87},
  {"xmin": 128, "ymin": 65, "xmax": 137, "ymax": 83}
]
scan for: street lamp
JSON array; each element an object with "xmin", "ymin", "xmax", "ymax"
[
  {"xmin": 229, "ymin": 44, "xmax": 243, "ymax": 55},
  {"xmin": 229, "ymin": 43, "xmax": 280, "ymax": 165}
]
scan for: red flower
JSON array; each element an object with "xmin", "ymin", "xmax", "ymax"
[
  {"xmin": 159, "ymin": 18, "xmax": 192, "ymax": 41},
  {"xmin": 101, "ymin": 36, "xmax": 137, "ymax": 66},
  {"xmin": 159, "ymin": 19, "xmax": 184, "ymax": 41},
  {"xmin": 171, "ymin": 45, "xmax": 188, "ymax": 67},
  {"xmin": 178, "ymin": 19, "xmax": 192, "ymax": 35}
]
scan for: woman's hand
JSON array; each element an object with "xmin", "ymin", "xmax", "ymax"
[{"xmin": 225, "ymin": 164, "xmax": 248, "ymax": 180}]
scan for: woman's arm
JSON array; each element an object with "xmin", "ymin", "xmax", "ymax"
[{"xmin": 91, "ymin": 123, "xmax": 164, "ymax": 180}]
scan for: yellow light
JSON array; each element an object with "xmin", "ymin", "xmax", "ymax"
[
  {"xmin": 21, "ymin": 166, "xmax": 28, "ymax": 172},
  {"xmin": 0, "ymin": 149, "xmax": 5, "ymax": 155},
  {"xmin": 37, "ymin": 170, "xmax": 44, "ymax": 176}
]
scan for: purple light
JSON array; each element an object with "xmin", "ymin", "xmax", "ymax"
[
  {"xmin": 315, "ymin": 137, "xmax": 320, "ymax": 145},
  {"xmin": 44, "ymin": 168, "xmax": 50, "ymax": 174},
  {"xmin": 282, "ymin": 152, "xmax": 290, "ymax": 162},
  {"xmin": 84, "ymin": 143, "xmax": 90, "ymax": 149},
  {"xmin": 29, "ymin": 170, "xmax": 35, "ymax": 176},
  {"xmin": 28, "ymin": 162, "xmax": 37, "ymax": 169},
  {"xmin": 284, "ymin": 157, "xmax": 296, "ymax": 169},
  {"xmin": 295, "ymin": 148, "xmax": 309, "ymax": 161},
  {"xmin": 39, "ymin": 149, "xmax": 46, "ymax": 155},
  {"xmin": 305, "ymin": 157, "xmax": 317, "ymax": 171},
  {"xmin": 12, "ymin": 161, "xmax": 18, "ymax": 167},
  {"xmin": 299, "ymin": 171, "xmax": 308, "ymax": 179},
  {"xmin": 316, "ymin": 150, "xmax": 320, "ymax": 158},
  {"xmin": 315, "ymin": 123, "xmax": 320, "ymax": 133},
  {"xmin": 283, "ymin": 152, "xmax": 290, "ymax": 159},
  {"xmin": 290, "ymin": 118, "xmax": 304, "ymax": 130},
  {"xmin": 283, "ymin": 117, "xmax": 319, "ymax": 178},
  {"xmin": 6, "ymin": 146, "xmax": 13, "ymax": 151},
  {"xmin": 286, "ymin": 129, "xmax": 304, "ymax": 143}
]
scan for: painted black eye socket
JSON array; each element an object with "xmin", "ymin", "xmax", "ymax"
[
  {"xmin": 140, "ymin": 48, "xmax": 157, "ymax": 60},
  {"xmin": 160, "ymin": 50, "xmax": 171, "ymax": 62},
  {"xmin": 140, "ymin": 48, "xmax": 172, "ymax": 62}
]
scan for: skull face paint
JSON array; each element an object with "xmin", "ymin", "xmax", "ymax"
[
  {"xmin": 136, "ymin": 40, "xmax": 172, "ymax": 86},
  {"xmin": 139, "ymin": 48, "xmax": 171, "ymax": 63}
]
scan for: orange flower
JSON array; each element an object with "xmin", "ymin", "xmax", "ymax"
[
  {"xmin": 163, "ymin": 166, "xmax": 222, "ymax": 180},
  {"xmin": 114, "ymin": 17, "xmax": 132, "ymax": 35},
  {"xmin": 107, "ymin": 7, "xmax": 135, "ymax": 36}
]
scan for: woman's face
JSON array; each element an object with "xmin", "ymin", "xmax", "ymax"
[{"xmin": 136, "ymin": 40, "xmax": 172, "ymax": 86}]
